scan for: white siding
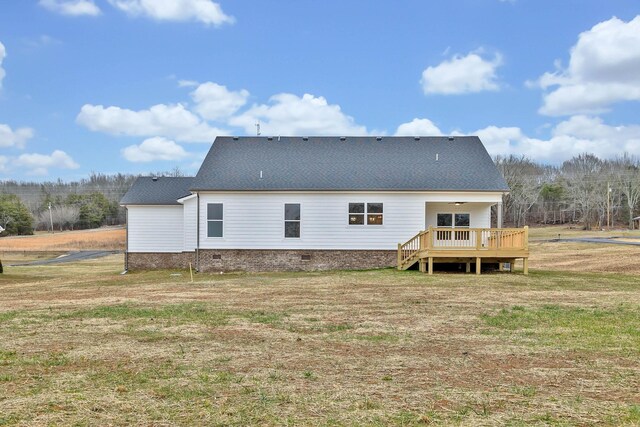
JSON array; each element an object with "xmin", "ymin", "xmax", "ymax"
[
  {"xmin": 183, "ymin": 197, "xmax": 197, "ymax": 251},
  {"xmin": 127, "ymin": 205, "xmax": 184, "ymax": 252},
  {"xmin": 197, "ymin": 192, "xmax": 502, "ymax": 250},
  {"xmin": 425, "ymin": 202, "xmax": 492, "ymax": 229}
]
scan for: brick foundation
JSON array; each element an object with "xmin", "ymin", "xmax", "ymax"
[
  {"xmin": 127, "ymin": 252, "xmax": 195, "ymax": 270},
  {"xmin": 127, "ymin": 249, "xmax": 396, "ymax": 272}
]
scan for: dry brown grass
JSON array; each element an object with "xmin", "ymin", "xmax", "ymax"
[
  {"xmin": 528, "ymin": 224, "xmax": 640, "ymax": 240},
  {"xmin": 529, "ymin": 241, "xmax": 640, "ymax": 274},
  {"xmin": 0, "ymin": 227, "xmax": 125, "ymax": 252},
  {"xmin": 1, "ymin": 242, "xmax": 639, "ymax": 426}
]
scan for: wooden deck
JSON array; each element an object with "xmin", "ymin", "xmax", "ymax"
[{"xmin": 397, "ymin": 226, "xmax": 529, "ymax": 274}]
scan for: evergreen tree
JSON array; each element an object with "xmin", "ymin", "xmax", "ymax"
[{"xmin": 0, "ymin": 194, "xmax": 34, "ymax": 235}]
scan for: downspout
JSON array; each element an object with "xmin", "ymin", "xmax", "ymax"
[
  {"xmin": 196, "ymin": 192, "xmax": 200, "ymax": 272},
  {"xmin": 124, "ymin": 207, "xmax": 129, "ymax": 271}
]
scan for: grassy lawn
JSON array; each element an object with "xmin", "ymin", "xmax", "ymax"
[
  {"xmin": 527, "ymin": 224, "xmax": 640, "ymax": 240},
  {"xmin": 1, "ymin": 253, "xmax": 639, "ymax": 425}
]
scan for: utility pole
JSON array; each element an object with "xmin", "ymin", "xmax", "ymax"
[
  {"xmin": 607, "ymin": 184, "xmax": 611, "ymax": 229},
  {"xmin": 48, "ymin": 202, "xmax": 54, "ymax": 233}
]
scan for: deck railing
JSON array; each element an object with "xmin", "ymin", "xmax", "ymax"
[{"xmin": 398, "ymin": 226, "xmax": 528, "ymax": 268}]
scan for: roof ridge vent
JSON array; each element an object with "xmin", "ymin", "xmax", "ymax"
[
  {"xmin": 340, "ymin": 137, "xmax": 346, "ymax": 141},
  {"xmin": 414, "ymin": 136, "xmax": 420, "ymax": 141},
  {"xmin": 376, "ymin": 137, "xmax": 382, "ymax": 141},
  {"xmin": 448, "ymin": 136, "xmax": 455, "ymax": 141},
  {"xmin": 152, "ymin": 176, "xmax": 158, "ymax": 182},
  {"xmin": 232, "ymin": 136, "xmax": 239, "ymax": 140},
  {"xmin": 267, "ymin": 136, "xmax": 273, "ymax": 141},
  {"xmin": 302, "ymin": 136, "xmax": 308, "ymax": 141}
]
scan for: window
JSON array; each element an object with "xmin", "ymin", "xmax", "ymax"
[
  {"xmin": 207, "ymin": 203, "xmax": 223, "ymax": 237},
  {"xmin": 436, "ymin": 213, "xmax": 470, "ymax": 240},
  {"xmin": 455, "ymin": 213, "xmax": 470, "ymax": 227},
  {"xmin": 349, "ymin": 203, "xmax": 383, "ymax": 225},
  {"xmin": 284, "ymin": 203, "xmax": 300, "ymax": 238},
  {"xmin": 367, "ymin": 203, "xmax": 383, "ymax": 225},
  {"xmin": 349, "ymin": 203, "xmax": 365, "ymax": 225},
  {"xmin": 437, "ymin": 213, "xmax": 453, "ymax": 227}
]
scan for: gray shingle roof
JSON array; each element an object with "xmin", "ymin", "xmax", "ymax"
[
  {"xmin": 120, "ymin": 177, "xmax": 194, "ymax": 205},
  {"xmin": 191, "ymin": 136, "xmax": 509, "ymax": 192}
]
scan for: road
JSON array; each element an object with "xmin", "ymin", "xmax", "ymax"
[
  {"xmin": 9, "ymin": 251, "xmax": 120, "ymax": 266},
  {"xmin": 547, "ymin": 237, "xmax": 640, "ymax": 246}
]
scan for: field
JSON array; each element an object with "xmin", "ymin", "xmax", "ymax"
[
  {"xmin": 0, "ymin": 227, "xmax": 125, "ymax": 252},
  {"xmin": 0, "ymin": 228, "xmax": 639, "ymax": 425}
]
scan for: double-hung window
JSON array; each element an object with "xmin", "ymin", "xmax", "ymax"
[
  {"xmin": 284, "ymin": 203, "xmax": 300, "ymax": 238},
  {"xmin": 349, "ymin": 203, "xmax": 383, "ymax": 225},
  {"xmin": 207, "ymin": 203, "xmax": 223, "ymax": 237}
]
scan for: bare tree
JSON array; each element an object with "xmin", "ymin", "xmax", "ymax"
[
  {"xmin": 36, "ymin": 210, "xmax": 51, "ymax": 231},
  {"xmin": 612, "ymin": 154, "xmax": 640, "ymax": 229},
  {"xmin": 54, "ymin": 205, "xmax": 80, "ymax": 231},
  {"xmin": 562, "ymin": 154, "xmax": 606, "ymax": 230},
  {"xmin": 36, "ymin": 205, "xmax": 81, "ymax": 231},
  {"xmin": 495, "ymin": 155, "xmax": 542, "ymax": 227}
]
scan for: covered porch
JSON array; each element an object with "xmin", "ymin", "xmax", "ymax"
[{"xmin": 397, "ymin": 226, "xmax": 529, "ymax": 274}]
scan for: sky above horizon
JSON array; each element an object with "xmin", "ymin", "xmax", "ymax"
[{"xmin": 1, "ymin": 0, "xmax": 639, "ymax": 181}]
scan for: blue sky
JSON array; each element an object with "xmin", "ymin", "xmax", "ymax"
[{"xmin": 0, "ymin": 0, "xmax": 639, "ymax": 180}]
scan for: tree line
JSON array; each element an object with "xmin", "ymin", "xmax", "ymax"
[
  {"xmin": 496, "ymin": 153, "xmax": 640, "ymax": 230},
  {"xmin": 1, "ymin": 157, "xmax": 639, "ymax": 236},
  {"xmin": 0, "ymin": 169, "xmax": 183, "ymax": 236}
]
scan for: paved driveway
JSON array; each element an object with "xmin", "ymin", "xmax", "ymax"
[{"xmin": 9, "ymin": 251, "xmax": 120, "ymax": 266}]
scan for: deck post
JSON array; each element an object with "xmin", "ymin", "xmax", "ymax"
[
  {"xmin": 428, "ymin": 257, "xmax": 433, "ymax": 275},
  {"xmin": 465, "ymin": 262, "xmax": 471, "ymax": 273},
  {"xmin": 397, "ymin": 243, "xmax": 402, "ymax": 270},
  {"xmin": 498, "ymin": 263, "xmax": 504, "ymax": 272},
  {"xmin": 427, "ymin": 226, "xmax": 433, "ymax": 250},
  {"xmin": 419, "ymin": 259, "xmax": 426, "ymax": 273},
  {"xmin": 475, "ymin": 229, "xmax": 482, "ymax": 250},
  {"xmin": 476, "ymin": 257, "xmax": 481, "ymax": 275},
  {"xmin": 523, "ymin": 258, "xmax": 529, "ymax": 275}
]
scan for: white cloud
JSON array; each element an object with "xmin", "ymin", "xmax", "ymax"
[
  {"xmin": 76, "ymin": 103, "xmax": 226, "ymax": 142},
  {"xmin": 535, "ymin": 16, "xmax": 640, "ymax": 116},
  {"xmin": 394, "ymin": 118, "xmax": 443, "ymax": 136},
  {"xmin": 0, "ymin": 41, "xmax": 6, "ymax": 88},
  {"xmin": 23, "ymin": 35, "xmax": 62, "ymax": 49},
  {"xmin": 0, "ymin": 124, "xmax": 34, "ymax": 148},
  {"xmin": 178, "ymin": 79, "xmax": 199, "ymax": 88},
  {"xmin": 190, "ymin": 82, "xmax": 249, "ymax": 121},
  {"xmin": 122, "ymin": 137, "xmax": 189, "ymax": 162},
  {"xmin": 229, "ymin": 93, "xmax": 368, "ymax": 136},
  {"xmin": 469, "ymin": 115, "xmax": 640, "ymax": 163},
  {"xmin": 15, "ymin": 150, "xmax": 80, "ymax": 175},
  {"xmin": 107, "ymin": 0, "xmax": 234, "ymax": 26},
  {"xmin": 39, "ymin": 0, "xmax": 101, "ymax": 16},
  {"xmin": 0, "ymin": 156, "xmax": 8, "ymax": 173},
  {"xmin": 420, "ymin": 51, "xmax": 503, "ymax": 95}
]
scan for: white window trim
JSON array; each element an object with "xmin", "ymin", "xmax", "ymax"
[
  {"xmin": 284, "ymin": 203, "xmax": 301, "ymax": 239},
  {"xmin": 436, "ymin": 212, "xmax": 471, "ymax": 241},
  {"xmin": 206, "ymin": 202, "xmax": 224, "ymax": 238},
  {"xmin": 348, "ymin": 202, "xmax": 384, "ymax": 226},
  {"xmin": 436, "ymin": 212, "xmax": 471, "ymax": 228}
]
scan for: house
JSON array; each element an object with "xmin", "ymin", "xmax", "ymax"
[{"xmin": 120, "ymin": 136, "xmax": 529, "ymax": 273}]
